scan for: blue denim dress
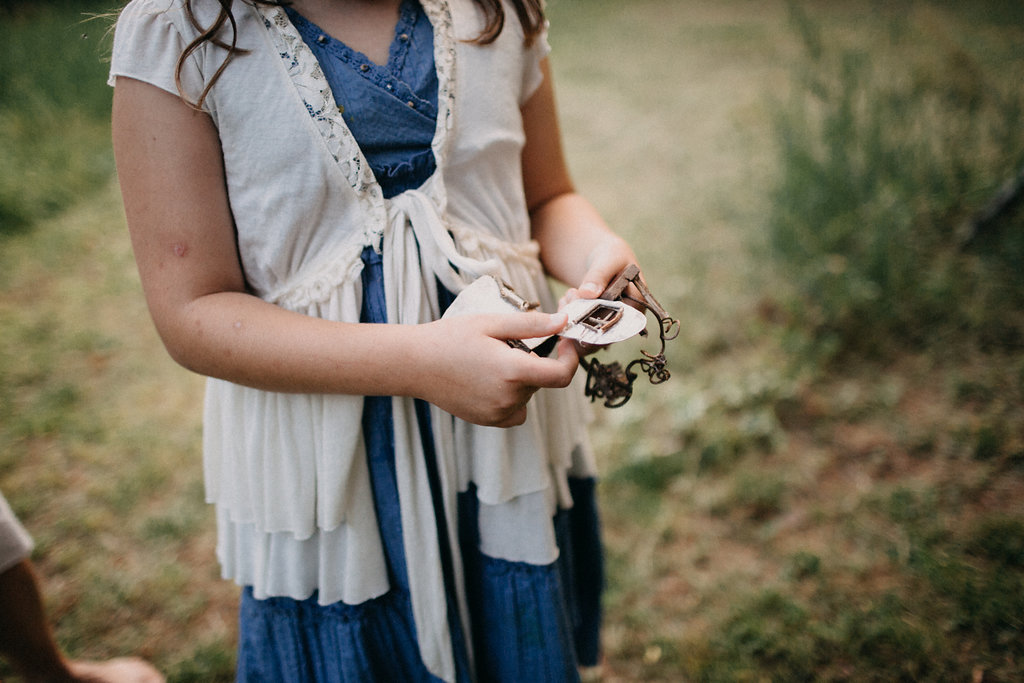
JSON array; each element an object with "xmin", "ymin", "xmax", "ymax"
[{"xmin": 235, "ymin": 3, "xmax": 602, "ymax": 680}]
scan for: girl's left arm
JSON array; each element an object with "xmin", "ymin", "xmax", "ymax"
[{"xmin": 522, "ymin": 59, "xmax": 639, "ymax": 302}]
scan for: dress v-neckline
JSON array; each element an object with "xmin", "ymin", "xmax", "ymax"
[
  {"xmin": 253, "ymin": 0, "xmax": 456, "ymax": 207},
  {"xmin": 283, "ymin": 0, "xmax": 419, "ymax": 72}
]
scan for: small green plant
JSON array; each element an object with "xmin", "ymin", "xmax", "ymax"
[
  {"xmin": 0, "ymin": 2, "xmax": 115, "ymax": 234},
  {"xmin": 696, "ymin": 590, "xmax": 822, "ymax": 681},
  {"xmin": 166, "ymin": 642, "xmax": 237, "ymax": 683},
  {"xmin": 728, "ymin": 472, "xmax": 786, "ymax": 521},
  {"xmin": 607, "ymin": 452, "xmax": 688, "ymax": 492},
  {"xmin": 767, "ymin": 4, "xmax": 1024, "ymax": 361},
  {"xmin": 786, "ymin": 551, "xmax": 821, "ymax": 580}
]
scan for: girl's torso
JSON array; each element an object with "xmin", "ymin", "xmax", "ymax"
[{"xmin": 149, "ymin": 0, "xmax": 545, "ymax": 301}]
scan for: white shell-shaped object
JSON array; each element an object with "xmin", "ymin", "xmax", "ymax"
[
  {"xmin": 442, "ymin": 276, "xmax": 521, "ymax": 318},
  {"xmin": 560, "ymin": 298, "xmax": 648, "ymax": 346}
]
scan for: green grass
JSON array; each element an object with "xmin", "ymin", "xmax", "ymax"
[
  {"xmin": 550, "ymin": 2, "xmax": 1024, "ymax": 680},
  {"xmin": 766, "ymin": 2, "xmax": 1024, "ymax": 361},
  {"xmin": 0, "ymin": 2, "xmax": 116, "ymax": 234},
  {"xmin": 684, "ymin": 485, "xmax": 1024, "ymax": 681},
  {"xmin": 1, "ymin": 1, "xmax": 1023, "ymax": 681}
]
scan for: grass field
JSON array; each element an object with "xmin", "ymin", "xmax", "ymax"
[{"xmin": 2, "ymin": 1, "xmax": 1022, "ymax": 681}]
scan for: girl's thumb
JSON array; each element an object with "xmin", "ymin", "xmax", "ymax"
[{"xmin": 577, "ymin": 262, "xmax": 621, "ymax": 299}]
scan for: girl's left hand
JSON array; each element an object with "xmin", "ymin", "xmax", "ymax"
[
  {"xmin": 557, "ymin": 234, "xmax": 639, "ymax": 309},
  {"xmin": 556, "ymin": 235, "xmax": 644, "ymax": 356}
]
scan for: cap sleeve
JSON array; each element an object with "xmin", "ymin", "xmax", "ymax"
[
  {"xmin": 0, "ymin": 491, "xmax": 33, "ymax": 574},
  {"xmin": 520, "ymin": 19, "xmax": 551, "ymax": 104},
  {"xmin": 108, "ymin": 0, "xmax": 206, "ymax": 107}
]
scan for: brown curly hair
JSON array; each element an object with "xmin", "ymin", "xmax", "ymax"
[{"xmin": 177, "ymin": 0, "xmax": 545, "ymax": 108}]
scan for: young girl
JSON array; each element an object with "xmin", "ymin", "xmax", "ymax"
[{"xmin": 109, "ymin": 0, "xmax": 639, "ymax": 680}]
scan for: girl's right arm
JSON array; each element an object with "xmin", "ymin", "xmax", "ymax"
[{"xmin": 112, "ymin": 77, "xmax": 578, "ymax": 427}]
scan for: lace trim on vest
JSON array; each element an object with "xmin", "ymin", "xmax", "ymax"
[{"xmin": 253, "ymin": 1, "xmax": 459, "ymax": 250}]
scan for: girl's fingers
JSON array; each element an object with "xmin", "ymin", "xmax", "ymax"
[
  {"xmin": 576, "ymin": 235, "xmax": 639, "ymax": 301},
  {"xmin": 516, "ymin": 335, "xmax": 579, "ymax": 390},
  {"xmin": 421, "ymin": 313, "xmax": 582, "ymax": 426},
  {"xmin": 480, "ymin": 313, "xmax": 579, "ymax": 389},
  {"xmin": 480, "ymin": 311, "xmax": 569, "ymax": 340},
  {"xmin": 576, "ymin": 280, "xmax": 604, "ymax": 298},
  {"xmin": 577, "ymin": 261, "xmax": 621, "ymax": 300}
]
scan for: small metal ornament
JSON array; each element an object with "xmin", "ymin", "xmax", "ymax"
[
  {"xmin": 578, "ymin": 264, "xmax": 680, "ymax": 408},
  {"xmin": 560, "ymin": 298, "xmax": 648, "ymax": 347},
  {"xmin": 441, "ymin": 266, "xmax": 678, "ymax": 407}
]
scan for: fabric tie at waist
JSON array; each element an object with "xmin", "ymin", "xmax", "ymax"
[
  {"xmin": 388, "ymin": 186, "xmax": 503, "ymax": 296},
  {"xmin": 379, "ymin": 185, "xmax": 503, "ymax": 682}
]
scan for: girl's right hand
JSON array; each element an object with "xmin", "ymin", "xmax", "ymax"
[{"xmin": 413, "ymin": 311, "xmax": 579, "ymax": 428}]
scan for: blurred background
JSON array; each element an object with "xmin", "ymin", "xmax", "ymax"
[{"xmin": 2, "ymin": 0, "xmax": 1022, "ymax": 680}]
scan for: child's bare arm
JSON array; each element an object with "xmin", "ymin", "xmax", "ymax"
[{"xmin": 522, "ymin": 59, "xmax": 640, "ymax": 302}]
